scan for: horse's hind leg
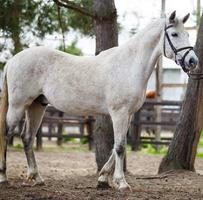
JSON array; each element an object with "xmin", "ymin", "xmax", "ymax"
[
  {"xmin": 0, "ymin": 104, "xmax": 26, "ymax": 183},
  {"xmin": 21, "ymin": 100, "xmax": 46, "ymax": 185}
]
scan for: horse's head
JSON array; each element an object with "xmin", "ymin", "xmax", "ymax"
[{"xmin": 163, "ymin": 11, "xmax": 198, "ymax": 73}]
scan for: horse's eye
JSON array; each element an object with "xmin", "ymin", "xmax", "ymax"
[{"xmin": 171, "ymin": 33, "xmax": 178, "ymax": 37}]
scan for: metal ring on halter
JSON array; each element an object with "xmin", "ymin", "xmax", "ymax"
[{"xmin": 163, "ymin": 24, "xmax": 193, "ymax": 73}]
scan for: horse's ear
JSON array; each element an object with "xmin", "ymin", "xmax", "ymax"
[
  {"xmin": 182, "ymin": 13, "xmax": 190, "ymax": 24},
  {"xmin": 169, "ymin": 10, "xmax": 176, "ymax": 23}
]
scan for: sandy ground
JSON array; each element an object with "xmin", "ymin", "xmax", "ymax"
[{"xmin": 1, "ymin": 150, "xmax": 203, "ymax": 200}]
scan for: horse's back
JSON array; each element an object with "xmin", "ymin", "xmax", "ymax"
[{"xmin": 5, "ymin": 46, "xmax": 109, "ymax": 115}]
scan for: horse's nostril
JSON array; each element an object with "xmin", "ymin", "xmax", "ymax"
[{"xmin": 189, "ymin": 57, "xmax": 197, "ymax": 66}]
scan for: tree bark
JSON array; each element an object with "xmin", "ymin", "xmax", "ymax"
[
  {"xmin": 92, "ymin": 0, "xmax": 118, "ymax": 171},
  {"xmin": 10, "ymin": 1, "xmax": 23, "ymax": 54},
  {"xmin": 158, "ymin": 13, "xmax": 203, "ymax": 173}
]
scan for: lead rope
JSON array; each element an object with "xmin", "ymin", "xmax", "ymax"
[{"xmin": 187, "ymin": 72, "xmax": 203, "ymax": 80}]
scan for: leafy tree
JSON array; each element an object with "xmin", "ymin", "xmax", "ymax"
[
  {"xmin": 0, "ymin": 0, "xmax": 92, "ymax": 67},
  {"xmin": 58, "ymin": 39, "xmax": 83, "ymax": 56}
]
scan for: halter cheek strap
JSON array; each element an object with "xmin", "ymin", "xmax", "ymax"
[{"xmin": 164, "ymin": 24, "xmax": 193, "ymax": 73}]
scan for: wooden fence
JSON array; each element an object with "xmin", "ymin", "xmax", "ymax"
[
  {"xmin": 36, "ymin": 106, "xmax": 94, "ymax": 150},
  {"xmin": 11, "ymin": 100, "xmax": 182, "ymax": 150},
  {"xmin": 129, "ymin": 100, "xmax": 182, "ymax": 150}
]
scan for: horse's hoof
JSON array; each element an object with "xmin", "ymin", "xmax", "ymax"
[
  {"xmin": 97, "ymin": 181, "xmax": 111, "ymax": 189},
  {"xmin": 31, "ymin": 181, "xmax": 45, "ymax": 187},
  {"xmin": 0, "ymin": 180, "xmax": 8, "ymax": 186},
  {"xmin": 22, "ymin": 179, "xmax": 45, "ymax": 187},
  {"xmin": 119, "ymin": 184, "xmax": 132, "ymax": 193},
  {"xmin": 97, "ymin": 175, "xmax": 110, "ymax": 189},
  {"xmin": 23, "ymin": 174, "xmax": 45, "ymax": 187},
  {"xmin": 0, "ymin": 174, "xmax": 7, "ymax": 184},
  {"xmin": 112, "ymin": 177, "xmax": 132, "ymax": 192}
]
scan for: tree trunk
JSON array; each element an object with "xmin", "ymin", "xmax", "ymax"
[
  {"xmin": 92, "ymin": 0, "xmax": 118, "ymax": 171},
  {"xmin": 158, "ymin": 13, "xmax": 203, "ymax": 173},
  {"xmin": 10, "ymin": 0, "xmax": 23, "ymax": 54}
]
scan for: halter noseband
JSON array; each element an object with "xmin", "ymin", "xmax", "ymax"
[{"xmin": 163, "ymin": 24, "xmax": 193, "ymax": 73}]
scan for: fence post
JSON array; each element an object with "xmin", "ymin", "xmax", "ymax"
[
  {"xmin": 130, "ymin": 110, "xmax": 141, "ymax": 151},
  {"xmin": 36, "ymin": 125, "xmax": 42, "ymax": 150},
  {"xmin": 79, "ymin": 117, "xmax": 84, "ymax": 138},
  {"xmin": 8, "ymin": 136, "xmax": 14, "ymax": 146},
  {"xmin": 48, "ymin": 123, "xmax": 52, "ymax": 141},
  {"xmin": 57, "ymin": 111, "xmax": 63, "ymax": 146},
  {"xmin": 86, "ymin": 116, "xmax": 94, "ymax": 150},
  {"xmin": 48, "ymin": 110, "xmax": 54, "ymax": 141}
]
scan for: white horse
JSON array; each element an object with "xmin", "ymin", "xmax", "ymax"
[{"xmin": 0, "ymin": 11, "xmax": 198, "ymax": 191}]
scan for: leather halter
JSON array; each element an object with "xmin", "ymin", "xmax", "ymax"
[{"xmin": 163, "ymin": 24, "xmax": 193, "ymax": 73}]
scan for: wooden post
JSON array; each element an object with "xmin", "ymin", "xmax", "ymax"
[
  {"xmin": 48, "ymin": 110, "xmax": 54, "ymax": 141},
  {"xmin": 48, "ymin": 123, "xmax": 52, "ymax": 141},
  {"xmin": 197, "ymin": 0, "xmax": 201, "ymax": 28},
  {"xmin": 8, "ymin": 135, "xmax": 14, "ymax": 146},
  {"xmin": 130, "ymin": 110, "xmax": 141, "ymax": 151},
  {"xmin": 86, "ymin": 116, "xmax": 94, "ymax": 150},
  {"xmin": 57, "ymin": 111, "xmax": 63, "ymax": 146},
  {"xmin": 155, "ymin": 58, "xmax": 162, "ymax": 150},
  {"xmin": 36, "ymin": 125, "xmax": 42, "ymax": 150},
  {"xmin": 154, "ymin": 0, "xmax": 165, "ymax": 150},
  {"xmin": 79, "ymin": 117, "xmax": 84, "ymax": 138}
]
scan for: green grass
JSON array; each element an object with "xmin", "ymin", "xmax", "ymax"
[
  {"xmin": 7, "ymin": 132, "xmax": 203, "ymax": 159},
  {"xmin": 196, "ymin": 152, "xmax": 203, "ymax": 158},
  {"xmin": 141, "ymin": 144, "xmax": 168, "ymax": 155},
  {"xmin": 198, "ymin": 138, "xmax": 203, "ymax": 148},
  {"xmin": 40, "ymin": 144, "xmax": 89, "ymax": 153},
  {"xmin": 8, "ymin": 141, "xmax": 90, "ymax": 153}
]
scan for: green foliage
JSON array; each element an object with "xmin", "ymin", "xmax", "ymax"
[
  {"xmin": 13, "ymin": 143, "xmax": 23, "ymax": 149},
  {"xmin": 63, "ymin": 136, "xmax": 78, "ymax": 143},
  {"xmin": 198, "ymin": 138, "xmax": 203, "ymax": 148},
  {"xmin": 38, "ymin": 144, "xmax": 89, "ymax": 152},
  {"xmin": 0, "ymin": 0, "xmax": 93, "ymax": 67},
  {"xmin": 141, "ymin": 144, "xmax": 168, "ymax": 155},
  {"xmin": 0, "ymin": 62, "xmax": 5, "ymax": 70},
  {"xmin": 197, "ymin": 152, "xmax": 203, "ymax": 158},
  {"xmin": 66, "ymin": 1, "xmax": 93, "ymax": 36},
  {"xmin": 58, "ymin": 39, "xmax": 83, "ymax": 55},
  {"xmin": 80, "ymin": 137, "xmax": 88, "ymax": 144}
]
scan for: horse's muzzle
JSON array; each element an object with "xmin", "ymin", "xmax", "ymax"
[
  {"xmin": 181, "ymin": 55, "xmax": 199, "ymax": 72},
  {"xmin": 188, "ymin": 57, "xmax": 198, "ymax": 69}
]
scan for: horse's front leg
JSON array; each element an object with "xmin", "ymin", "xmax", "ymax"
[{"xmin": 110, "ymin": 108, "xmax": 132, "ymax": 191}]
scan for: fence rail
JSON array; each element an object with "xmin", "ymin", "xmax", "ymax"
[
  {"xmin": 129, "ymin": 100, "xmax": 182, "ymax": 150},
  {"xmin": 11, "ymin": 100, "xmax": 182, "ymax": 150}
]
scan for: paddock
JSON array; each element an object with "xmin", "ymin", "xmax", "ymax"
[{"xmin": 0, "ymin": 150, "xmax": 203, "ymax": 200}]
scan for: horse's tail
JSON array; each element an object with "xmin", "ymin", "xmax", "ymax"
[{"xmin": 0, "ymin": 73, "xmax": 8, "ymax": 164}]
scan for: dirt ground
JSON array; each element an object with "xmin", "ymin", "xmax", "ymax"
[{"xmin": 1, "ymin": 150, "xmax": 203, "ymax": 200}]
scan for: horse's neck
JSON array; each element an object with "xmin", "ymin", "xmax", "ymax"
[{"xmin": 120, "ymin": 19, "xmax": 165, "ymax": 82}]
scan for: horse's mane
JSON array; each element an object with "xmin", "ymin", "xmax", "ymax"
[
  {"xmin": 97, "ymin": 18, "xmax": 165, "ymax": 58},
  {"xmin": 131, "ymin": 18, "xmax": 165, "ymax": 43}
]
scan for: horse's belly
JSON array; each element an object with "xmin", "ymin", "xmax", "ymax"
[
  {"xmin": 44, "ymin": 88, "xmax": 108, "ymax": 116},
  {"xmin": 51, "ymin": 100, "xmax": 108, "ymax": 116}
]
